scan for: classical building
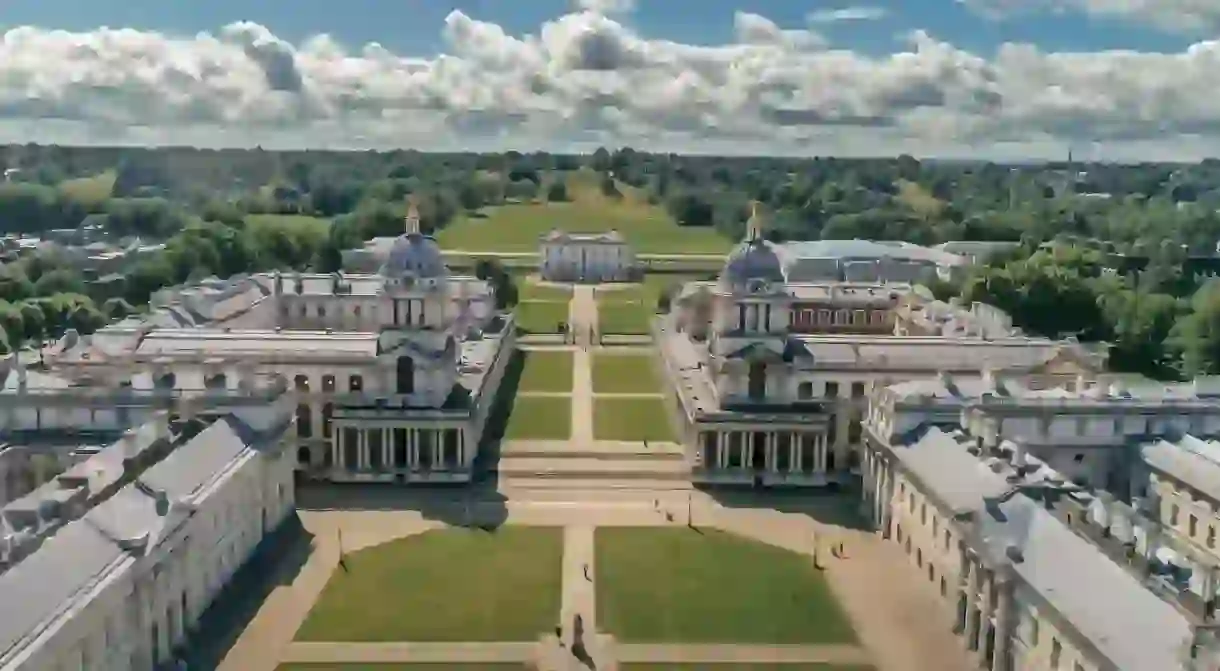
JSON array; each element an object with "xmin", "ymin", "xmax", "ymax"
[
  {"xmin": 658, "ymin": 208, "xmax": 1104, "ymax": 488},
  {"xmin": 539, "ymin": 229, "xmax": 636, "ymax": 282},
  {"xmin": 0, "ymin": 398, "xmax": 296, "ymax": 670},
  {"xmin": 46, "ymin": 206, "xmax": 514, "ymax": 485},
  {"xmin": 859, "ymin": 367, "xmax": 1220, "ymax": 670}
]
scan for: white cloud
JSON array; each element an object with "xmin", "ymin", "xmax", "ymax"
[
  {"xmin": 1, "ymin": 7, "xmax": 1220, "ymax": 159},
  {"xmin": 807, "ymin": 6, "xmax": 889, "ymax": 24},
  {"xmin": 959, "ymin": 0, "xmax": 1220, "ymax": 34}
]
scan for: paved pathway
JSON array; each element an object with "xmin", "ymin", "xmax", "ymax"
[
  {"xmin": 572, "ymin": 347, "xmax": 594, "ymax": 446},
  {"xmin": 615, "ymin": 643, "xmax": 871, "ymax": 665},
  {"xmin": 282, "ymin": 641, "xmax": 537, "ymax": 664}
]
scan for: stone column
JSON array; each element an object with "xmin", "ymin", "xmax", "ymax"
[
  {"xmin": 717, "ymin": 432, "xmax": 727, "ymax": 469},
  {"xmin": 358, "ymin": 429, "xmax": 368, "ymax": 470},
  {"xmin": 975, "ymin": 571, "xmax": 994, "ymax": 665},
  {"xmin": 766, "ymin": 433, "xmax": 777, "ymax": 472},
  {"xmin": 334, "ymin": 429, "xmax": 344, "ymax": 469},
  {"xmin": 743, "ymin": 434, "xmax": 754, "ymax": 472},
  {"xmin": 789, "ymin": 432, "xmax": 799, "ymax": 473},
  {"xmin": 991, "ymin": 580, "xmax": 1013, "ymax": 671},
  {"xmin": 409, "ymin": 429, "xmax": 419, "ymax": 469},
  {"xmin": 382, "ymin": 428, "xmax": 391, "ymax": 470},
  {"xmin": 458, "ymin": 431, "xmax": 465, "ymax": 469},
  {"xmin": 432, "ymin": 431, "xmax": 442, "ymax": 470}
]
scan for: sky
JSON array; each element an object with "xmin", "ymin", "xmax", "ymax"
[{"xmin": 0, "ymin": 0, "xmax": 1219, "ymax": 159}]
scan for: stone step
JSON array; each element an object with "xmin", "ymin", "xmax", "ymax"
[
  {"xmin": 499, "ymin": 443, "xmax": 686, "ymax": 461},
  {"xmin": 498, "ymin": 477, "xmax": 695, "ymax": 492},
  {"xmin": 496, "ymin": 456, "xmax": 690, "ymax": 476}
]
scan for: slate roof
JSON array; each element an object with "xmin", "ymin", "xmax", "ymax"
[{"xmin": 0, "ymin": 408, "xmax": 277, "ymax": 665}]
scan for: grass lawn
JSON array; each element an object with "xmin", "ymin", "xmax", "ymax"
[
  {"xmin": 57, "ymin": 171, "xmax": 116, "ymax": 205},
  {"xmin": 279, "ymin": 665, "xmax": 528, "ymax": 670},
  {"xmin": 596, "ymin": 527, "xmax": 857, "ymax": 644},
  {"xmin": 505, "ymin": 396, "xmax": 572, "ymax": 440},
  {"xmin": 516, "ymin": 276, "xmax": 572, "ymax": 302},
  {"xmin": 436, "ymin": 171, "xmax": 733, "ymax": 254},
  {"xmin": 621, "ymin": 666, "xmax": 872, "ymax": 671},
  {"xmin": 598, "ymin": 302, "xmax": 653, "ymax": 335},
  {"xmin": 296, "ymin": 527, "xmax": 562, "ymax": 642},
  {"xmin": 593, "ymin": 398, "xmax": 672, "ymax": 442},
  {"xmin": 592, "ymin": 353, "xmax": 659, "ymax": 394},
  {"xmin": 518, "ymin": 350, "xmax": 573, "ymax": 392},
  {"xmin": 515, "ymin": 301, "xmax": 569, "ymax": 334}
]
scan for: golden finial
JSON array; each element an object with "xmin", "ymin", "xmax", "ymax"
[
  {"xmin": 746, "ymin": 200, "xmax": 763, "ymax": 241},
  {"xmin": 405, "ymin": 195, "xmax": 420, "ymax": 235}
]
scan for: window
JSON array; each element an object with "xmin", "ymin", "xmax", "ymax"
[
  {"xmin": 296, "ymin": 404, "xmax": 312, "ymax": 438},
  {"xmin": 294, "ymin": 375, "xmax": 310, "ymax": 392},
  {"xmin": 797, "ymin": 382, "xmax": 813, "ymax": 400},
  {"xmin": 322, "ymin": 375, "xmax": 336, "ymax": 393},
  {"xmin": 932, "ymin": 515, "xmax": 939, "ymax": 536},
  {"xmin": 1171, "ymin": 504, "xmax": 1181, "ymax": 526},
  {"xmin": 1190, "ymin": 515, "xmax": 1199, "ymax": 537},
  {"xmin": 317, "ymin": 305, "xmax": 326, "ymax": 318},
  {"xmin": 1074, "ymin": 664, "xmax": 1085, "ymax": 671},
  {"xmin": 1208, "ymin": 526, "xmax": 1216, "ymax": 549},
  {"xmin": 920, "ymin": 503, "xmax": 927, "ymax": 525},
  {"xmin": 349, "ymin": 375, "xmax": 364, "ymax": 392},
  {"xmin": 322, "ymin": 403, "xmax": 334, "ymax": 438},
  {"xmin": 851, "ymin": 382, "xmax": 866, "ymax": 398},
  {"xmin": 353, "ymin": 305, "xmax": 362, "ymax": 316},
  {"xmin": 909, "ymin": 493, "xmax": 916, "ymax": 510},
  {"xmin": 1027, "ymin": 613, "xmax": 1040, "ymax": 645},
  {"xmin": 1051, "ymin": 638, "xmax": 1062, "ymax": 668},
  {"xmin": 1073, "ymin": 453, "xmax": 1085, "ymax": 463},
  {"xmin": 825, "ymin": 382, "xmax": 839, "ymax": 398}
]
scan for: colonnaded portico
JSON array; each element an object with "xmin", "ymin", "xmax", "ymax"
[
  {"xmin": 696, "ymin": 426, "xmax": 834, "ymax": 485},
  {"xmin": 327, "ymin": 421, "xmax": 471, "ymax": 483}
]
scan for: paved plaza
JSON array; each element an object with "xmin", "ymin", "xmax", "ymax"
[{"xmin": 208, "ymin": 283, "xmax": 973, "ymax": 671}]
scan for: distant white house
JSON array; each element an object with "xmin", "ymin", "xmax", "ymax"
[{"xmin": 539, "ymin": 229, "xmax": 636, "ymax": 282}]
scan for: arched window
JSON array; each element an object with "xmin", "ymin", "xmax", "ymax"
[
  {"xmin": 296, "ymin": 404, "xmax": 312, "ymax": 438},
  {"xmin": 297, "ymin": 446, "xmax": 311, "ymax": 466},
  {"xmin": 349, "ymin": 375, "xmax": 364, "ymax": 393},
  {"xmin": 322, "ymin": 375, "xmax": 336, "ymax": 393},
  {"xmin": 294, "ymin": 375, "xmax": 310, "ymax": 392},
  {"xmin": 396, "ymin": 356, "xmax": 415, "ymax": 395},
  {"xmin": 322, "ymin": 403, "xmax": 334, "ymax": 438},
  {"xmin": 204, "ymin": 373, "xmax": 227, "ymax": 390}
]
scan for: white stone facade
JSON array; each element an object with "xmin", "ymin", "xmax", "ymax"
[
  {"xmin": 45, "ymin": 212, "xmax": 514, "ymax": 485},
  {"xmin": 539, "ymin": 230, "xmax": 635, "ymax": 282},
  {"xmin": 659, "ymin": 211, "xmax": 1103, "ymax": 488},
  {"xmin": 0, "ymin": 401, "xmax": 297, "ymax": 671}
]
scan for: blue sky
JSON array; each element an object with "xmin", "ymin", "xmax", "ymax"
[{"xmin": 0, "ymin": 0, "xmax": 1193, "ymax": 58}]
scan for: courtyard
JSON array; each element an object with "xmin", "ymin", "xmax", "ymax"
[
  {"xmin": 517, "ymin": 351, "xmax": 574, "ymax": 393},
  {"xmin": 593, "ymin": 397, "xmax": 674, "ymax": 442},
  {"xmin": 295, "ymin": 527, "xmax": 563, "ymax": 642},
  {"xmin": 591, "ymin": 352, "xmax": 660, "ymax": 394},
  {"xmin": 596, "ymin": 527, "xmax": 857, "ymax": 644},
  {"xmin": 279, "ymin": 665, "xmax": 528, "ymax": 670},
  {"xmin": 514, "ymin": 300, "xmax": 569, "ymax": 334},
  {"xmin": 504, "ymin": 396, "xmax": 572, "ymax": 440}
]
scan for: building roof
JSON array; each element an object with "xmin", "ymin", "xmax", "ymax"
[
  {"xmin": 977, "ymin": 495, "xmax": 1192, "ymax": 671},
  {"xmin": 132, "ymin": 330, "xmax": 379, "ymax": 359},
  {"xmin": 892, "ymin": 427, "xmax": 1013, "ymax": 512},
  {"xmin": 719, "ymin": 238, "xmax": 786, "ymax": 289},
  {"xmin": 0, "ymin": 407, "xmax": 282, "ymax": 666},
  {"xmin": 382, "ymin": 232, "xmax": 447, "ymax": 280},
  {"xmin": 1141, "ymin": 436, "xmax": 1220, "ymax": 503},
  {"xmin": 541, "ymin": 229, "xmax": 625, "ymax": 244}
]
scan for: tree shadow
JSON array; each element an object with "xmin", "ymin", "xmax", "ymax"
[
  {"xmin": 181, "ymin": 514, "xmax": 313, "ymax": 670},
  {"xmin": 698, "ymin": 482, "xmax": 869, "ymax": 531}
]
